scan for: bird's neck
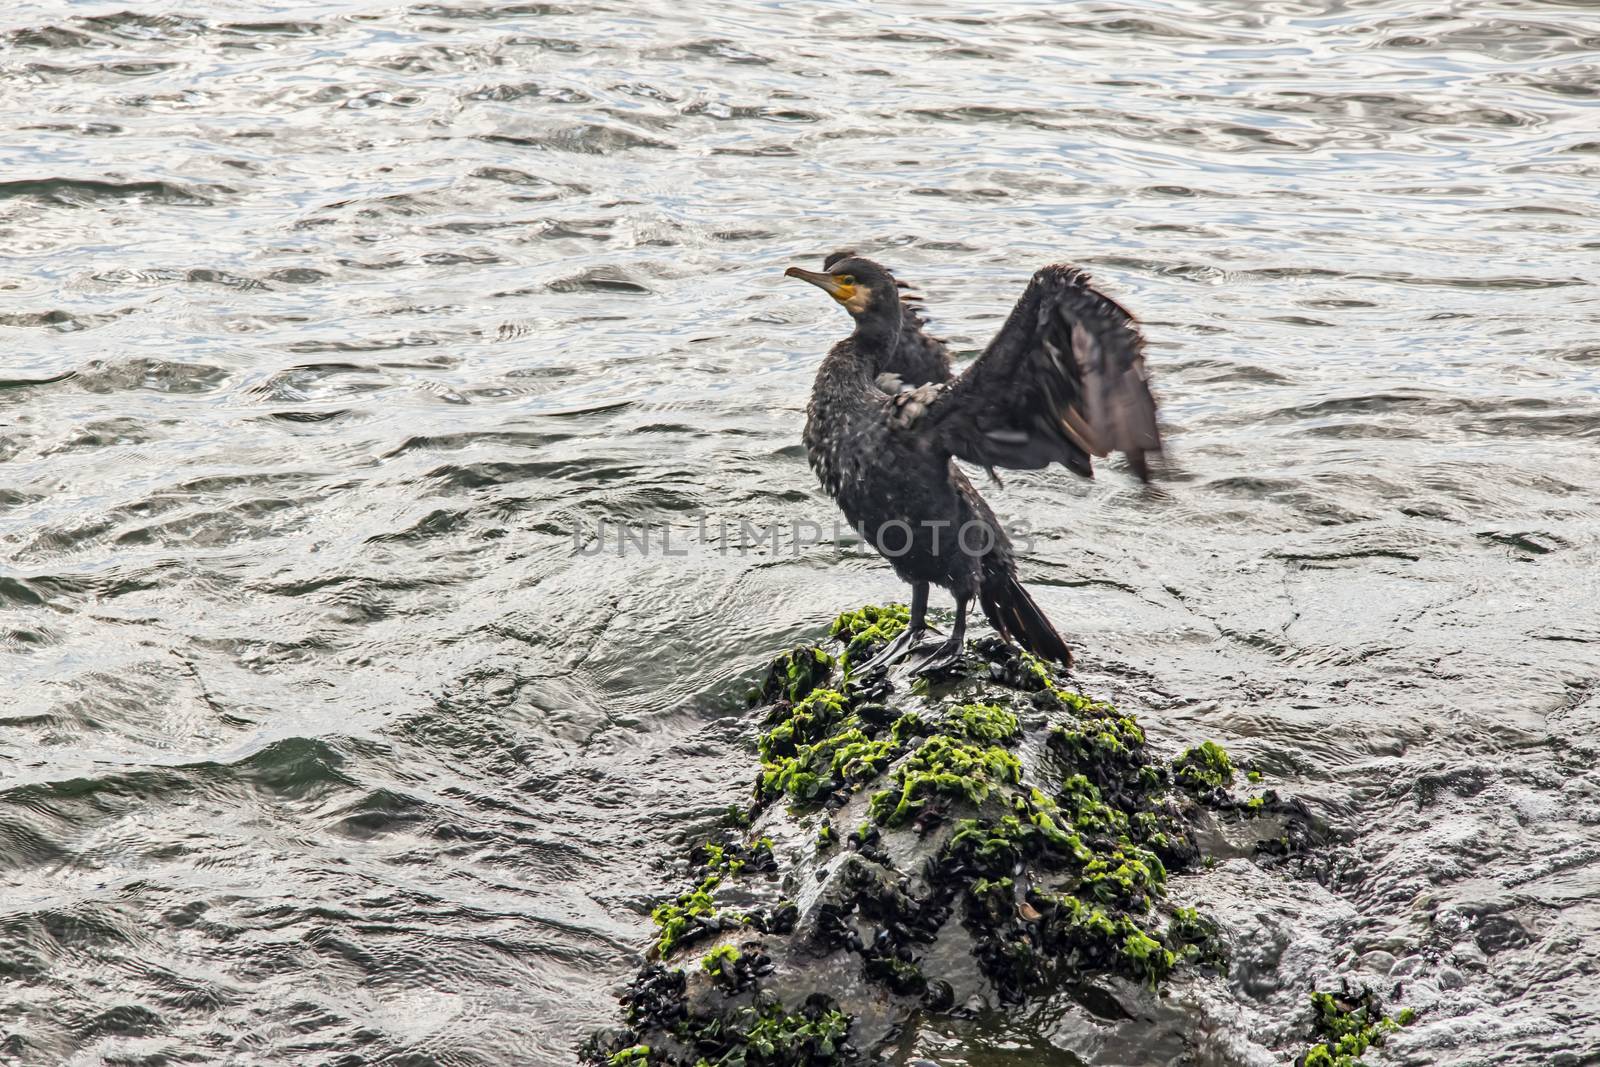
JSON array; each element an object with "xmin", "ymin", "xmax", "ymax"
[{"xmin": 851, "ymin": 305, "xmax": 902, "ymax": 356}]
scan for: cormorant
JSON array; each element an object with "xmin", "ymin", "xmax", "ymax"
[{"xmin": 786, "ymin": 253, "xmax": 1160, "ymax": 674}]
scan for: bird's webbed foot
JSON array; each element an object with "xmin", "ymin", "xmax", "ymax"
[
  {"xmin": 851, "ymin": 626, "xmax": 930, "ymax": 676},
  {"xmin": 909, "ymin": 633, "xmax": 966, "ymax": 678}
]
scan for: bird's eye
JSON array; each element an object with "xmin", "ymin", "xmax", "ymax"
[{"xmin": 841, "ymin": 275, "xmax": 856, "ymax": 285}]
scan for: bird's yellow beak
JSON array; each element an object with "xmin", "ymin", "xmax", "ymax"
[{"xmin": 785, "ymin": 266, "xmax": 854, "ymax": 304}]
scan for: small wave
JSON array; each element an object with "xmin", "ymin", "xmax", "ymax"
[
  {"xmin": 72, "ymin": 359, "xmax": 229, "ymax": 395},
  {"xmin": 79, "ymin": 11, "xmax": 209, "ymax": 42},
  {"xmin": 0, "ymin": 178, "xmax": 220, "ymax": 207},
  {"xmin": 546, "ymin": 270, "xmax": 651, "ymax": 294},
  {"xmin": 478, "ymin": 123, "xmax": 675, "ymax": 154}
]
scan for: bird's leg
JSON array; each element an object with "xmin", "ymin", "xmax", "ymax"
[
  {"xmin": 911, "ymin": 596, "xmax": 968, "ymax": 676},
  {"xmin": 852, "ymin": 583, "xmax": 931, "ymax": 675}
]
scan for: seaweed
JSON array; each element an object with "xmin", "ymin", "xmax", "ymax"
[
  {"xmin": 1298, "ymin": 985, "xmax": 1415, "ymax": 1067},
  {"xmin": 1049, "ymin": 712, "xmax": 1151, "ymax": 806},
  {"xmin": 755, "ymin": 645, "xmax": 836, "ymax": 705},
  {"xmin": 829, "ymin": 603, "xmax": 909, "ymax": 673},
  {"xmin": 739, "ymin": 997, "xmax": 855, "ymax": 1065},
  {"xmin": 695, "ymin": 836, "xmax": 777, "ymax": 876},
  {"xmin": 757, "ymin": 687, "xmax": 856, "ymax": 803},
  {"xmin": 701, "ymin": 943, "xmax": 772, "ymax": 993},
  {"xmin": 1164, "ymin": 905, "xmax": 1228, "ymax": 970},
  {"xmin": 1173, "ymin": 740, "xmax": 1235, "ymax": 793},
  {"xmin": 588, "ymin": 984, "xmax": 856, "ymax": 1067},
  {"xmin": 651, "ymin": 875, "xmax": 732, "ymax": 959},
  {"xmin": 947, "ymin": 701, "xmax": 1020, "ymax": 744},
  {"xmin": 867, "ymin": 735, "xmax": 1022, "ymax": 826}
]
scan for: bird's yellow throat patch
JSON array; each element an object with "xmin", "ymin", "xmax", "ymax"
[{"xmin": 835, "ymin": 280, "xmax": 869, "ymax": 313}]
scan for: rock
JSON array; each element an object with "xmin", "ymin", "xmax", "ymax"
[{"xmin": 580, "ymin": 608, "xmax": 1338, "ymax": 1066}]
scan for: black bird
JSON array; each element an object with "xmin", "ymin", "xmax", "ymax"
[{"xmin": 786, "ymin": 253, "xmax": 1160, "ymax": 674}]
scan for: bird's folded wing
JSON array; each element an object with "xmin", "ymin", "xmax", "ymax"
[
  {"xmin": 887, "ymin": 289, "xmax": 955, "ymax": 387},
  {"xmin": 911, "ymin": 264, "xmax": 1160, "ymax": 481}
]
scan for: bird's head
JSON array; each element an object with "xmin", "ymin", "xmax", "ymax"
[{"xmin": 784, "ymin": 252, "xmax": 901, "ymax": 326}]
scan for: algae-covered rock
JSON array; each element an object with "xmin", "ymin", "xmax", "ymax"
[
  {"xmin": 1173, "ymin": 739, "xmax": 1236, "ymax": 794},
  {"xmin": 753, "ymin": 644, "xmax": 837, "ymax": 706},
  {"xmin": 583, "ymin": 606, "xmax": 1314, "ymax": 1066},
  {"xmin": 1296, "ymin": 984, "xmax": 1416, "ymax": 1066},
  {"xmin": 827, "ymin": 603, "xmax": 908, "ymax": 674}
]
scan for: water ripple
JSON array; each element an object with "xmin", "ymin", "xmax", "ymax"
[{"xmin": 2, "ymin": 0, "xmax": 1598, "ymax": 1063}]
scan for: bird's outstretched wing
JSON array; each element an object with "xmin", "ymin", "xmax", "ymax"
[{"xmin": 906, "ymin": 264, "xmax": 1159, "ymax": 481}]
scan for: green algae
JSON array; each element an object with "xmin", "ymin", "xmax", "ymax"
[
  {"xmin": 918, "ymin": 653, "xmax": 1230, "ymax": 1000},
  {"xmin": 1051, "ymin": 712, "xmax": 1145, "ymax": 758},
  {"xmin": 867, "ymin": 734, "xmax": 1022, "ymax": 825},
  {"xmin": 651, "ymin": 875, "xmax": 724, "ymax": 958},
  {"xmin": 1174, "ymin": 740, "xmax": 1235, "ymax": 792},
  {"xmin": 935, "ymin": 747, "xmax": 1184, "ymax": 989},
  {"xmin": 754, "ymin": 672, "xmax": 1022, "ymax": 816},
  {"xmin": 1019, "ymin": 890, "xmax": 1177, "ymax": 987},
  {"xmin": 1015, "ymin": 650, "xmax": 1056, "ymax": 691},
  {"xmin": 829, "ymin": 603, "xmax": 908, "ymax": 672},
  {"xmin": 741, "ymin": 999, "xmax": 852, "ymax": 1063},
  {"xmin": 947, "ymin": 701, "xmax": 1020, "ymax": 744},
  {"xmin": 699, "ymin": 938, "xmax": 777, "ymax": 996},
  {"xmin": 1015, "ymin": 789, "xmax": 1089, "ymax": 855},
  {"xmin": 1299, "ymin": 987, "xmax": 1414, "ymax": 1067},
  {"xmin": 1120, "ymin": 927, "xmax": 1177, "ymax": 985},
  {"xmin": 1049, "ymin": 713, "xmax": 1151, "ymax": 807},
  {"xmin": 889, "ymin": 710, "xmax": 926, "ymax": 744},
  {"xmin": 1164, "ymin": 905, "xmax": 1228, "ymax": 970},
  {"xmin": 588, "ymin": 970, "xmax": 856, "ymax": 1067},
  {"xmin": 827, "ymin": 730, "xmax": 897, "ymax": 781},
  {"xmin": 755, "ymin": 645, "xmax": 836, "ymax": 705},
  {"xmin": 967, "ymin": 875, "xmax": 1017, "ymax": 926},
  {"xmin": 757, "ymin": 687, "xmax": 855, "ymax": 803},
  {"xmin": 948, "ymin": 813, "xmax": 1077, "ymax": 875},
  {"xmin": 1058, "ymin": 773, "xmax": 1129, "ymax": 837},
  {"xmin": 1011, "ymin": 650, "xmax": 1108, "ymax": 713},
  {"xmin": 698, "ymin": 837, "xmax": 776, "ymax": 876},
  {"xmin": 862, "ymin": 952, "xmax": 926, "ymax": 997},
  {"xmin": 761, "ymin": 688, "xmax": 851, "ymax": 761},
  {"xmin": 701, "ymin": 944, "xmax": 741, "ymax": 983},
  {"xmin": 748, "ymin": 837, "xmax": 776, "ymax": 868},
  {"xmin": 1078, "ymin": 848, "xmax": 1167, "ymax": 912},
  {"xmin": 786, "ymin": 622, "xmax": 1231, "ymax": 1000}
]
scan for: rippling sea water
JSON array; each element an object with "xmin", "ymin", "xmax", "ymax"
[{"xmin": 2, "ymin": 1, "xmax": 1598, "ymax": 1063}]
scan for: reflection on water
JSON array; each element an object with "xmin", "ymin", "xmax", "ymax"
[{"xmin": 1, "ymin": 0, "xmax": 1598, "ymax": 1063}]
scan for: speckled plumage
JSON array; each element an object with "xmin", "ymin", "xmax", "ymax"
[{"xmin": 804, "ymin": 334, "xmax": 1004, "ymax": 600}]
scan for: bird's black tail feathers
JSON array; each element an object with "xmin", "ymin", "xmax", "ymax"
[{"xmin": 979, "ymin": 562, "xmax": 1073, "ymax": 667}]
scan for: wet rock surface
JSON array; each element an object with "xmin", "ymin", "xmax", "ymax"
[{"xmin": 583, "ymin": 608, "xmax": 1367, "ymax": 1065}]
